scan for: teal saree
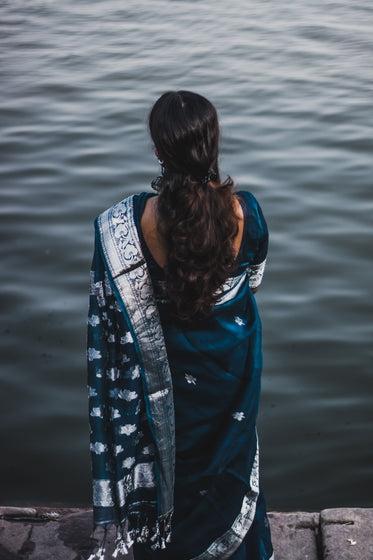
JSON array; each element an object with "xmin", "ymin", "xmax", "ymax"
[{"xmin": 87, "ymin": 191, "xmax": 273, "ymax": 560}]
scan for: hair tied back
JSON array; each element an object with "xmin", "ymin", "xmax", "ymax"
[
  {"xmin": 149, "ymin": 90, "xmax": 238, "ymax": 320},
  {"xmin": 201, "ymin": 170, "xmax": 217, "ymax": 185}
]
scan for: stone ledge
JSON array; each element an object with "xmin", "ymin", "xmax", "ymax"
[
  {"xmin": 268, "ymin": 511, "xmax": 320, "ymax": 560},
  {"xmin": 320, "ymin": 508, "xmax": 373, "ymax": 560},
  {"xmin": 0, "ymin": 507, "xmax": 372, "ymax": 559}
]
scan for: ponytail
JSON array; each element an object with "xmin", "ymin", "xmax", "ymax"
[{"xmin": 149, "ymin": 91, "xmax": 239, "ymax": 320}]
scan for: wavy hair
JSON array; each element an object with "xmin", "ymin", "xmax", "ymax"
[{"xmin": 149, "ymin": 91, "xmax": 238, "ymax": 321}]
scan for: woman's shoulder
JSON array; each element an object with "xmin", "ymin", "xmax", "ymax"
[
  {"xmin": 234, "ymin": 189, "xmax": 268, "ymax": 268},
  {"xmin": 96, "ymin": 192, "xmax": 153, "ymax": 221},
  {"xmin": 236, "ymin": 190, "xmax": 261, "ymax": 214},
  {"xmin": 236, "ymin": 190, "xmax": 267, "ymax": 229}
]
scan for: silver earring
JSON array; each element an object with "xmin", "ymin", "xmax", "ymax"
[{"xmin": 157, "ymin": 158, "xmax": 164, "ymax": 166}]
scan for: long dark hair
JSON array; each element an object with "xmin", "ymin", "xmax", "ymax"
[{"xmin": 149, "ymin": 91, "xmax": 238, "ymax": 321}]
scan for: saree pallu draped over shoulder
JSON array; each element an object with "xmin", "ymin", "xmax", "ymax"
[{"xmin": 87, "ymin": 194, "xmax": 274, "ymax": 560}]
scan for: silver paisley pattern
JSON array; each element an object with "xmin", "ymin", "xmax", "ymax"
[
  {"xmin": 93, "ymin": 479, "xmax": 115, "ymax": 508},
  {"xmin": 248, "ymin": 259, "xmax": 267, "ymax": 290},
  {"xmin": 97, "ymin": 195, "xmax": 175, "ymax": 520}
]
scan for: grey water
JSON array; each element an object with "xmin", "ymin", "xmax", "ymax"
[{"xmin": 1, "ymin": 0, "xmax": 372, "ymax": 511}]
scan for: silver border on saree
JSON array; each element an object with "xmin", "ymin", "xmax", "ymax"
[
  {"xmin": 190, "ymin": 440, "xmax": 260, "ymax": 560},
  {"xmin": 97, "ymin": 195, "xmax": 175, "ymax": 519}
]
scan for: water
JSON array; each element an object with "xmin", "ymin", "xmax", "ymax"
[{"xmin": 0, "ymin": 0, "xmax": 372, "ymax": 511}]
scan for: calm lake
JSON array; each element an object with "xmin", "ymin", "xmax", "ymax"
[{"xmin": 1, "ymin": 0, "xmax": 372, "ymax": 511}]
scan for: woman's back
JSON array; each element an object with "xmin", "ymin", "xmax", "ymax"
[{"xmin": 139, "ymin": 193, "xmax": 245, "ymax": 271}]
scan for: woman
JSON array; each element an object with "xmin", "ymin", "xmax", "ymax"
[{"xmin": 87, "ymin": 91, "xmax": 273, "ymax": 560}]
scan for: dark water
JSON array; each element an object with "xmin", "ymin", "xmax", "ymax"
[{"xmin": 1, "ymin": 0, "xmax": 372, "ymax": 510}]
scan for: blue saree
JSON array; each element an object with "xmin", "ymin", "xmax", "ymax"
[{"xmin": 87, "ymin": 191, "xmax": 273, "ymax": 560}]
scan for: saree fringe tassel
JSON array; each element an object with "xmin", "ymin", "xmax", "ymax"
[
  {"xmin": 88, "ymin": 527, "xmax": 108, "ymax": 560},
  {"xmin": 88, "ymin": 511, "xmax": 173, "ymax": 559}
]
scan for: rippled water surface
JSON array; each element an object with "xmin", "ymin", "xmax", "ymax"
[{"xmin": 1, "ymin": 0, "xmax": 372, "ymax": 510}]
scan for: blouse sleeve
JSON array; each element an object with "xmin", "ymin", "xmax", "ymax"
[{"xmin": 239, "ymin": 191, "xmax": 269, "ymax": 290}]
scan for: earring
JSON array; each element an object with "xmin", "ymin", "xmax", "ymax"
[{"xmin": 157, "ymin": 158, "xmax": 164, "ymax": 166}]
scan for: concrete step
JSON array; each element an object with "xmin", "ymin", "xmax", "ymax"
[
  {"xmin": 0, "ymin": 506, "xmax": 372, "ymax": 559},
  {"xmin": 268, "ymin": 511, "xmax": 320, "ymax": 560},
  {"xmin": 320, "ymin": 508, "xmax": 373, "ymax": 560}
]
